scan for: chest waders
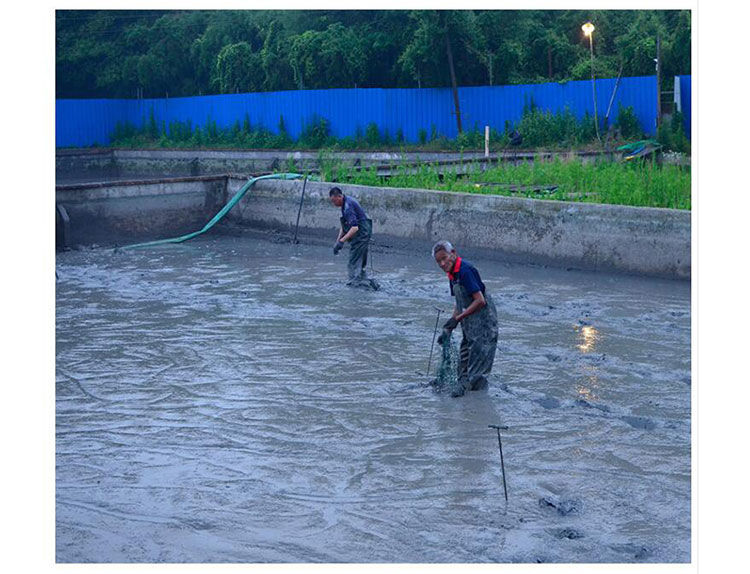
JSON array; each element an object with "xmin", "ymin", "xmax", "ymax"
[
  {"xmin": 340, "ymin": 216, "xmax": 372, "ymax": 281},
  {"xmin": 452, "ymin": 281, "xmax": 499, "ymax": 393}
]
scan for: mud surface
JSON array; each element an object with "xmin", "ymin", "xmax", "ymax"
[{"xmin": 55, "ymin": 233, "xmax": 691, "ymax": 563}]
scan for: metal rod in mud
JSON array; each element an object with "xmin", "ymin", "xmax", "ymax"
[
  {"xmin": 293, "ymin": 175, "xmax": 308, "ymax": 244},
  {"xmin": 489, "ymin": 424, "xmax": 509, "ymax": 502},
  {"xmin": 426, "ymin": 307, "xmax": 443, "ymax": 377}
]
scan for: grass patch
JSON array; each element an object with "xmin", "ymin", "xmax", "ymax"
[{"xmin": 318, "ymin": 155, "xmax": 691, "ymax": 210}]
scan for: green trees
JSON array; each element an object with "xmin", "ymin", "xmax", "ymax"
[
  {"xmin": 289, "ymin": 23, "xmax": 367, "ymax": 89},
  {"xmin": 398, "ymin": 11, "xmax": 445, "ymax": 88},
  {"xmin": 56, "ymin": 9, "xmax": 691, "ymax": 99},
  {"xmin": 468, "ymin": 11, "xmax": 522, "ymax": 85},
  {"xmin": 216, "ymin": 42, "xmax": 262, "ymax": 93},
  {"xmin": 260, "ymin": 20, "xmax": 294, "ymax": 92}
]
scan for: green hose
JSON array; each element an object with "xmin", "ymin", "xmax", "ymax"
[{"xmin": 118, "ymin": 172, "xmax": 303, "ymax": 250}]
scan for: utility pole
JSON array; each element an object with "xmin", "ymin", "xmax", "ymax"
[
  {"xmin": 582, "ymin": 21, "xmax": 601, "ymax": 143},
  {"xmin": 445, "ymin": 32, "xmax": 462, "ymax": 134},
  {"xmin": 656, "ymin": 34, "xmax": 662, "ymax": 128},
  {"xmin": 548, "ymin": 45, "xmax": 553, "ymax": 80}
]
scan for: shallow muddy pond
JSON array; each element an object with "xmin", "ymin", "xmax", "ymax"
[{"xmin": 56, "ymin": 233, "xmax": 690, "ymax": 562}]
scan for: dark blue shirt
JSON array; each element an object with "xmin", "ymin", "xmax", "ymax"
[
  {"xmin": 341, "ymin": 195, "xmax": 368, "ymax": 227},
  {"xmin": 449, "ymin": 258, "xmax": 485, "ymax": 297}
]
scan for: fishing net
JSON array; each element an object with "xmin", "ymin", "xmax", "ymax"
[{"xmin": 433, "ymin": 331, "xmax": 464, "ymax": 397}]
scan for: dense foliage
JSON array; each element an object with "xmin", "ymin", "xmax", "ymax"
[{"xmin": 56, "ymin": 9, "xmax": 691, "ymax": 99}]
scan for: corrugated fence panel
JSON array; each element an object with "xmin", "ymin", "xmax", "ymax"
[
  {"xmin": 678, "ymin": 75, "xmax": 691, "ymax": 138},
  {"xmin": 56, "ymin": 99, "xmax": 130, "ymax": 147},
  {"xmin": 613, "ymin": 76, "xmax": 658, "ymax": 135},
  {"xmin": 56, "ymin": 75, "xmax": 682, "ymax": 148}
]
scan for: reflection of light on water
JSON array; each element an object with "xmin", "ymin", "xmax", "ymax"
[
  {"xmin": 576, "ymin": 370, "xmax": 599, "ymax": 401},
  {"xmin": 576, "ymin": 324, "xmax": 599, "ymax": 353},
  {"xmin": 577, "ymin": 383, "xmax": 595, "ymax": 401},
  {"xmin": 574, "ymin": 324, "xmax": 601, "ymax": 399}
]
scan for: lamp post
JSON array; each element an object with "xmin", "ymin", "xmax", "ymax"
[{"xmin": 582, "ymin": 21, "xmax": 601, "ymax": 143}]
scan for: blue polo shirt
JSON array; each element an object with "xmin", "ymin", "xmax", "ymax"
[
  {"xmin": 448, "ymin": 258, "xmax": 485, "ymax": 297},
  {"xmin": 341, "ymin": 195, "xmax": 368, "ymax": 227}
]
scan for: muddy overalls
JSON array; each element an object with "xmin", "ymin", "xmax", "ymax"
[
  {"xmin": 340, "ymin": 198, "xmax": 373, "ymax": 282},
  {"xmin": 450, "ymin": 261, "xmax": 499, "ymax": 392}
]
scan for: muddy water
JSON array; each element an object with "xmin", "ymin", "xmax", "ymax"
[{"xmin": 55, "ymin": 234, "xmax": 691, "ymax": 563}]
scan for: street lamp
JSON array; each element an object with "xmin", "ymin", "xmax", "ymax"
[{"xmin": 582, "ymin": 21, "xmax": 601, "ymax": 143}]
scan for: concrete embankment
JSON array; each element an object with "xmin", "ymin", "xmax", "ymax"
[
  {"xmin": 56, "ymin": 148, "xmax": 611, "ymax": 183},
  {"xmin": 230, "ymin": 178, "xmax": 691, "ymax": 280},
  {"xmin": 56, "ymin": 174, "xmax": 690, "ymax": 279},
  {"xmin": 55, "ymin": 175, "xmax": 227, "ymax": 247}
]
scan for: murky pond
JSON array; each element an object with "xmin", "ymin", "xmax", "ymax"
[{"xmin": 55, "ymin": 232, "xmax": 691, "ymax": 563}]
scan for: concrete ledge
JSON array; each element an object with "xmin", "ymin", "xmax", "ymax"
[
  {"xmin": 55, "ymin": 174, "xmax": 691, "ymax": 279},
  {"xmin": 56, "ymin": 176, "xmax": 226, "ymax": 247},
  {"xmin": 56, "ymin": 148, "xmax": 614, "ymax": 183},
  {"xmin": 229, "ymin": 178, "xmax": 691, "ymax": 280}
]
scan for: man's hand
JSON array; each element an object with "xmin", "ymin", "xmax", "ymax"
[
  {"xmin": 442, "ymin": 317, "xmax": 459, "ymax": 331},
  {"xmin": 333, "ymin": 241, "xmax": 344, "ymax": 255}
]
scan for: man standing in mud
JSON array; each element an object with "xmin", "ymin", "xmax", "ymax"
[
  {"xmin": 433, "ymin": 240, "xmax": 498, "ymax": 395},
  {"xmin": 330, "ymin": 187, "xmax": 379, "ymax": 290}
]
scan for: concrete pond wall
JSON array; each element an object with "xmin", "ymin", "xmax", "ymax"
[
  {"xmin": 56, "ymin": 174, "xmax": 691, "ymax": 280},
  {"xmin": 56, "ymin": 148, "xmax": 613, "ymax": 183},
  {"xmin": 55, "ymin": 176, "xmax": 227, "ymax": 247}
]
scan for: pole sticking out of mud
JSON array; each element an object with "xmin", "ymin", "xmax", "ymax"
[
  {"xmin": 488, "ymin": 424, "xmax": 509, "ymax": 502},
  {"xmin": 293, "ymin": 175, "xmax": 308, "ymax": 244},
  {"xmin": 426, "ymin": 307, "xmax": 443, "ymax": 378}
]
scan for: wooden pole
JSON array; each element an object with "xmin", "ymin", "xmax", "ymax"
[
  {"xmin": 656, "ymin": 34, "xmax": 662, "ymax": 128},
  {"xmin": 548, "ymin": 45, "xmax": 553, "ymax": 80},
  {"xmin": 446, "ymin": 32, "xmax": 462, "ymax": 134}
]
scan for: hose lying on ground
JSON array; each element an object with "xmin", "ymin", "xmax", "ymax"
[{"xmin": 117, "ymin": 172, "xmax": 303, "ymax": 251}]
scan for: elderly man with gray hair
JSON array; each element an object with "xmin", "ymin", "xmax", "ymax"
[{"xmin": 432, "ymin": 240, "xmax": 499, "ymax": 395}]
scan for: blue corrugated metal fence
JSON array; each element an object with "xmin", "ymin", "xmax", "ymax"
[
  {"xmin": 57, "ymin": 75, "xmax": 683, "ymax": 148},
  {"xmin": 677, "ymin": 75, "xmax": 691, "ymax": 137}
]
